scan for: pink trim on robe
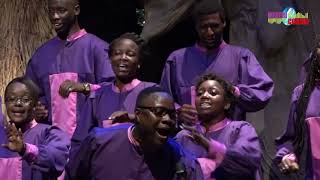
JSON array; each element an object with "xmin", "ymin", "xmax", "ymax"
[
  {"xmin": 195, "ymin": 41, "xmax": 227, "ymax": 53},
  {"xmin": 111, "ymin": 79, "xmax": 141, "ymax": 93},
  {"xmin": 306, "ymin": 117, "xmax": 320, "ymax": 180},
  {"xmin": 90, "ymin": 84, "xmax": 102, "ymax": 91},
  {"xmin": 207, "ymin": 139, "xmax": 227, "ymax": 165},
  {"xmin": 127, "ymin": 125, "xmax": 140, "ymax": 147},
  {"xmin": 49, "ymin": 73, "xmax": 78, "ymax": 138},
  {"xmin": 23, "ymin": 143, "xmax": 39, "ymax": 163},
  {"xmin": 0, "ymin": 157, "xmax": 22, "ymax": 180},
  {"xmin": 233, "ymin": 86, "xmax": 241, "ymax": 97},
  {"xmin": 102, "ymin": 119, "xmax": 113, "ymax": 128},
  {"xmin": 199, "ymin": 118, "xmax": 231, "ymax": 133},
  {"xmin": 282, "ymin": 153, "xmax": 297, "ymax": 162},
  {"xmin": 67, "ymin": 29, "xmax": 87, "ymax": 42},
  {"xmin": 197, "ymin": 158, "xmax": 216, "ymax": 180}
]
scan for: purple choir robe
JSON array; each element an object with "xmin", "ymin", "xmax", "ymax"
[
  {"xmin": 0, "ymin": 120, "xmax": 70, "ymax": 180},
  {"xmin": 160, "ymin": 42, "xmax": 274, "ymax": 120},
  {"xmin": 275, "ymin": 83, "xmax": 320, "ymax": 180},
  {"xmin": 71, "ymin": 79, "xmax": 156, "ymax": 149},
  {"xmin": 175, "ymin": 119, "xmax": 261, "ymax": 180},
  {"xmin": 66, "ymin": 123, "xmax": 204, "ymax": 180},
  {"xmin": 25, "ymin": 29, "xmax": 114, "ymax": 137}
]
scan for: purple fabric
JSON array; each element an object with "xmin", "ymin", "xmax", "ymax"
[
  {"xmin": 0, "ymin": 121, "xmax": 70, "ymax": 180},
  {"xmin": 49, "ymin": 73, "xmax": 77, "ymax": 137},
  {"xmin": 306, "ymin": 117, "xmax": 320, "ymax": 180},
  {"xmin": 0, "ymin": 157, "xmax": 22, "ymax": 180},
  {"xmin": 71, "ymin": 81, "xmax": 156, "ymax": 151},
  {"xmin": 25, "ymin": 32, "xmax": 114, "ymax": 127},
  {"xmin": 160, "ymin": 43, "xmax": 274, "ymax": 120},
  {"xmin": 275, "ymin": 84, "xmax": 320, "ymax": 179},
  {"xmin": 175, "ymin": 120, "xmax": 261, "ymax": 179},
  {"xmin": 67, "ymin": 124, "xmax": 204, "ymax": 180}
]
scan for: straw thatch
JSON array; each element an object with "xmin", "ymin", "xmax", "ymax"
[{"xmin": 0, "ymin": 0, "xmax": 55, "ymax": 105}]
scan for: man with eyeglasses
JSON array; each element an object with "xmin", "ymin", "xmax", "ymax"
[{"xmin": 67, "ymin": 87, "xmax": 222, "ymax": 180}]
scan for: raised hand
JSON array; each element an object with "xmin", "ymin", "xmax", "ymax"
[
  {"xmin": 177, "ymin": 104, "xmax": 198, "ymax": 125},
  {"xmin": 278, "ymin": 154, "xmax": 299, "ymax": 173},
  {"xmin": 180, "ymin": 124, "xmax": 210, "ymax": 150},
  {"xmin": 2, "ymin": 118, "xmax": 25, "ymax": 154}
]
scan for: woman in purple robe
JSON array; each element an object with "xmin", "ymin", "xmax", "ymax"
[
  {"xmin": 176, "ymin": 73, "xmax": 261, "ymax": 180},
  {"xmin": 0, "ymin": 77, "xmax": 70, "ymax": 180},
  {"xmin": 275, "ymin": 47, "xmax": 320, "ymax": 179},
  {"xmin": 71, "ymin": 33, "xmax": 156, "ymax": 152}
]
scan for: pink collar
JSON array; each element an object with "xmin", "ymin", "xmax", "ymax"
[
  {"xmin": 66, "ymin": 29, "xmax": 87, "ymax": 42},
  {"xmin": 199, "ymin": 118, "xmax": 230, "ymax": 133},
  {"xmin": 22, "ymin": 119, "xmax": 38, "ymax": 133},
  {"xmin": 112, "ymin": 79, "xmax": 141, "ymax": 93},
  {"xmin": 127, "ymin": 125, "xmax": 140, "ymax": 147},
  {"xmin": 195, "ymin": 41, "xmax": 227, "ymax": 53}
]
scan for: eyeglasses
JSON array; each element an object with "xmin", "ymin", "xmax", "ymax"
[
  {"xmin": 5, "ymin": 96, "xmax": 33, "ymax": 105},
  {"xmin": 137, "ymin": 106, "xmax": 177, "ymax": 119}
]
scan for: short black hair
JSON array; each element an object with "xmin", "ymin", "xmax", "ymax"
[
  {"xmin": 135, "ymin": 86, "xmax": 170, "ymax": 108},
  {"xmin": 192, "ymin": 0, "xmax": 225, "ymax": 23},
  {"xmin": 108, "ymin": 32, "xmax": 145, "ymax": 58},
  {"xmin": 5, "ymin": 76, "xmax": 40, "ymax": 105},
  {"xmin": 195, "ymin": 73, "xmax": 235, "ymax": 117}
]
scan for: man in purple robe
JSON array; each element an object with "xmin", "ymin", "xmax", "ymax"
[
  {"xmin": 25, "ymin": 0, "xmax": 114, "ymax": 137},
  {"xmin": 160, "ymin": 0, "xmax": 274, "ymax": 123},
  {"xmin": 0, "ymin": 77, "xmax": 70, "ymax": 180},
  {"xmin": 66, "ymin": 87, "xmax": 230, "ymax": 180}
]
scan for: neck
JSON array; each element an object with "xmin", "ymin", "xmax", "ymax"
[
  {"xmin": 58, "ymin": 22, "xmax": 81, "ymax": 40},
  {"xmin": 17, "ymin": 119, "xmax": 35, "ymax": 133},
  {"xmin": 201, "ymin": 113, "xmax": 226, "ymax": 131},
  {"xmin": 115, "ymin": 77, "xmax": 135, "ymax": 90},
  {"xmin": 197, "ymin": 40, "xmax": 223, "ymax": 52}
]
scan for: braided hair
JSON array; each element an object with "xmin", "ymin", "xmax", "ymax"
[{"xmin": 293, "ymin": 50, "xmax": 320, "ymax": 156}]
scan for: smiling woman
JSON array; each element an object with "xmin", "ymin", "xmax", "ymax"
[{"xmin": 0, "ymin": 76, "xmax": 70, "ymax": 180}]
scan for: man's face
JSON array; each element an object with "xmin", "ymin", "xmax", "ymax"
[
  {"xmin": 136, "ymin": 92, "xmax": 177, "ymax": 148},
  {"xmin": 48, "ymin": 0, "xmax": 79, "ymax": 35},
  {"xmin": 195, "ymin": 13, "xmax": 225, "ymax": 49}
]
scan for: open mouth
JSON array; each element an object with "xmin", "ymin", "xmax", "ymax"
[
  {"xmin": 155, "ymin": 127, "xmax": 172, "ymax": 139},
  {"xmin": 200, "ymin": 101, "xmax": 212, "ymax": 108},
  {"xmin": 118, "ymin": 64, "xmax": 129, "ymax": 71},
  {"xmin": 53, "ymin": 23, "xmax": 63, "ymax": 29}
]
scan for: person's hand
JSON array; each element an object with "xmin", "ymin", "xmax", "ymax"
[
  {"xmin": 109, "ymin": 111, "xmax": 136, "ymax": 124},
  {"xmin": 59, "ymin": 80, "xmax": 86, "ymax": 98},
  {"xmin": 177, "ymin": 104, "xmax": 198, "ymax": 125},
  {"xmin": 1, "ymin": 118, "xmax": 25, "ymax": 154},
  {"xmin": 278, "ymin": 154, "xmax": 299, "ymax": 173},
  {"xmin": 181, "ymin": 124, "xmax": 210, "ymax": 149},
  {"xmin": 34, "ymin": 101, "xmax": 48, "ymax": 121}
]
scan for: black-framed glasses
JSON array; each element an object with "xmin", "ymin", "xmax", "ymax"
[
  {"xmin": 137, "ymin": 106, "xmax": 177, "ymax": 119},
  {"xmin": 5, "ymin": 96, "xmax": 33, "ymax": 105}
]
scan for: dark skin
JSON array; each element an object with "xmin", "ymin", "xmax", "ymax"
[
  {"xmin": 181, "ymin": 80, "xmax": 231, "ymax": 150},
  {"xmin": 178, "ymin": 12, "xmax": 226, "ymax": 125},
  {"xmin": 104, "ymin": 38, "xmax": 141, "ymax": 121},
  {"xmin": 2, "ymin": 82, "xmax": 36, "ymax": 154},
  {"xmin": 35, "ymin": 0, "xmax": 89, "ymax": 119},
  {"xmin": 132, "ymin": 92, "xmax": 177, "ymax": 152}
]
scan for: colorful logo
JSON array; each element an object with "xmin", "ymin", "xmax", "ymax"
[{"xmin": 268, "ymin": 7, "xmax": 309, "ymax": 25}]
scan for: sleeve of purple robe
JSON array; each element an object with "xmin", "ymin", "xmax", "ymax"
[
  {"xmin": 236, "ymin": 49, "xmax": 274, "ymax": 112},
  {"xmin": 66, "ymin": 130, "xmax": 97, "ymax": 180},
  {"xmin": 25, "ymin": 59, "xmax": 48, "ymax": 107},
  {"xmin": 29, "ymin": 126, "xmax": 70, "ymax": 176},
  {"xmin": 70, "ymin": 95, "xmax": 98, "ymax": 156},
  {"xmin": 213, "ymin": 122, "xmax": 261, "ymax": 178},
  {"xmin": 160, "ymin": 57, "xmax": 180, "ymax": 103},
  {"xmin": 274, "ymin": 85, "xmax": 302, "ymax": 163}
]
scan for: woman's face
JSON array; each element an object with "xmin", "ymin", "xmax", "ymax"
[
  {"xmin": 195, "ymin": 80, "xmax": 230, "ymax": 120},
  {"xmin": 5, "ymin": 82, "xmax": 35, "ymax": 126},
  {"xmin": 109, "ymin": 38, "xmax": 140, "ymax": 82}
]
